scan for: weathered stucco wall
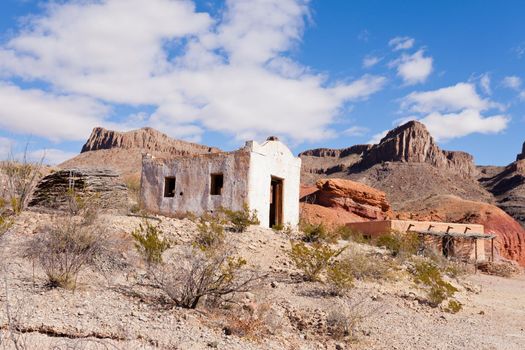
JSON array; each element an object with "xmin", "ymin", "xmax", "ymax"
[
  {"xmin": 141, "ymin": 151, "xmax": 250, "ymax": 216},
  {"xmin": 346, "ymin": 220, "xmax": 488, "ymax": 261},
  {"xmin": 140, "ymin": 138, "xmax": 302, "ymax": 228},
  {"xmin": 247, "ymin": 140, "xmax": 302, "ymax": 228}
]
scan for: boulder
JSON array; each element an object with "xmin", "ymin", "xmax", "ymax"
[
  {"xmin": 300, "ymin": 179, "xmax": 392, "ymax": 227},
  {"xmin": 29, "ymin": 168, "xmax": 129, "ymax": 211}
]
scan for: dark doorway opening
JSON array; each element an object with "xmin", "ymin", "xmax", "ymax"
[
  {"xmin": 269, "ymin": 177, "xmax": 283, "ymax": 228},
  {"xmin": 210, "ymin": 173, "xmax": 224, "ymax": 195},
  {"xmin": 442, "ymin": 236, "xmax": 455, "ymax": 258},
  {"xmin": 164, "ymin": 177, "xmax": 176, "ymax": 198}
]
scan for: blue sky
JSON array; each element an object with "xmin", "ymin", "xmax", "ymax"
[{"xmin": 0, "ymin": 0, "xmax": 523, "ymax": 165}]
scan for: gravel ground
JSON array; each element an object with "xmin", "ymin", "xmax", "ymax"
[{"xmin": 0, "ymin": 211, "xmax": 523, "ymax": 349}]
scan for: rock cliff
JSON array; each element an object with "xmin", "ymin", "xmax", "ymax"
[
  {"xmin": 81, "ymin": 127, "xmax": 220, "ymax": 155},
  {"xmin": 358, "ymin": 121, "xmax": 477, "ymax": 177},
  {"xmin": 517, "ymin": 142, "xmax": 525, "ymax": 161},
  {"xmin": 60, "ymin": 127, "xmax": 221, "ymax": 177}
]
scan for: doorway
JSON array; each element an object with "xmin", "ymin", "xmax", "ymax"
[
  {"xmin": 442, "ymin": 236, "xmax": 455, "ymax": 258},
  {"xmin": 269, "ymin": 177, "xmax": 283, "ymax": 228}
]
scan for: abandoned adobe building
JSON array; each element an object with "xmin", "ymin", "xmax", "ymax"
[
  {"xmin": 346, "ymin": 220, "xmax": 496, "ymax": 263},
  {"xmin": 140, "ymin": 137, "xmax": 301, "ymax": 228}
]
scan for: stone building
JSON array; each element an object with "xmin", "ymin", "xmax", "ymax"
[
  {"xmin": 140, "ymin": 137, "xmax": 301, "ymax": 228},
  {"xmin": 346, "ymin": 220, "xmax": 495, "ymax": 262}
]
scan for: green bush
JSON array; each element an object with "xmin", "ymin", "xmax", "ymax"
[
  {"xmin": 194, "ymin": 214, "xmax": 225, "ymax": 251},
  {"xmin": 220, "ymin": 204, "xmax": 260, "ymax": 233},
  {"xmin": 411, "ymin": 260, "xmax": 458, "ymax": 307},
  {"xmin": 374, "ymin": 231, "xmax": 419, "ymax": 257},
  {"xmin": 300, "ymin": 222, "xmax": 337, "ymax": 243},
  {"xmin": 326, "ymin": 259, "xmax": 354, "ymax": 295},
  {"xmin": 288, "ymin": 241, "xmax": 346, "ymax": 281},
  {"xmin": 334, "ymin": 225, "xmax": 368, "ymax": 243},
  {"xmin": 342, "ymin": 250, "xmax": 395, "ymax": 281},
  {"xmin": 444, "ymin": 299, "xmax": 463, "ymax": 314},
  {"xmin": 132, "ymin": 221, "xmax": 171, "ymax": 265}
]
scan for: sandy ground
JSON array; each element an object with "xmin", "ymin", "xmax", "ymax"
[{"xmin": 0, "ymin": 211, "xmax": 524, "ymax": 350}]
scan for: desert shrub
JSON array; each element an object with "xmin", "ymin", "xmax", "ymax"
[
  {"xmin": 326, "ymin": 259, "xmax": 354, "ymax": 295},
  {"xmin": 218, "ymin": 303, "xmax": 277, "ymax": 340},
  {"xmin": 220, "ymin": 204, "xmax": 260, "ymax": 233},
  {"xmin": 153, "ymin": 246, "xmax": 263, "ymax": 309},
  {"xmin": 300, "ymin": 222, "xmax": 337, "ymax": 243},
  {"xmin": 23, "ymin": 213, "xmax": 108, "ymax": 290},
  {"xmin": 131, "ymin": 221, "xmax": 171, "ymax": 266},
  {"xmin": 410, "ymin": 260, "xmax": 458, "ymax": 307},
  {"xmin": 288, "ymin": 241, "xmax": 346, "ymax": 281},
  {"xmin": 1, "ymin": 149, "xmax": 43, "ymax": 214},
  {"xmin": 476, "ymin": 261, "xmax": 521, "ymax": 277},
  {"xmin": 374, "ymin": 231, "xmax": 419, "ymax": 258},
  {"xmin": 342, "ymin": 249, "xmax": 395, "ymax": 281},
  {"xmin": 194, "ymin": 214, "xmax": 225, "ymax": 251},
  {"xmin": 326, "ymin": 305, "xmax": 362, "ymax": 342},
  {"xmin": 334, "ymin": 225, "xmax": 367, "ymax": 243},
  {"xmin": 0, "ymin": 198, "xmax": 13, "ymax": 237},
  {"xmin": 272, "ymin": 223, "xmax": 293, "ymax": 235},
  {"xmin": 444, "ymin": 299, "xmax": 463, "ymax": 314}
]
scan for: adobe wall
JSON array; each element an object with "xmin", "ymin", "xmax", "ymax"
[
  {"xmin": 247, "ymin": 140, "xmax": 302, "ymax": 227},
  {"xmin": 141, "ymin": 151, "xmax": 251, "ymax": 216},
  {"xmin": 346, "ymin": 220, "xmax": 487, "ymax": 262}
]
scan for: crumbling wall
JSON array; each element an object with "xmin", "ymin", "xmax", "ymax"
[{"xmin": 141, "ymin": 151, "xmax": 251, "ymax": 216}]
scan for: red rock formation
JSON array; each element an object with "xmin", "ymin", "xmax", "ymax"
[
  {"xmin": 300, "ymin": 178, "xmax": 392, "ymax": 228},
  {"xmin": 397, "ymin": 195, "xmax": 525, "ymax": 266},
  {"xmin": 517, "ymin": 141, "xmax": 525, "ymax": 161}
]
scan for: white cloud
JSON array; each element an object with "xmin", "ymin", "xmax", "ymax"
[
  {"xmin": 26, "ymin": 148, "xmax": 78, "ymax": 165},
  {"xmin": 362, "ymin": 55, "xmax": 382, "ymax": 68},
  {"xmin": 400, "ymin": 82, "xmax": 509, "ymax": 140},
  {"xmin": 479, "ymin": 73, "xmax": 491, "ymax": 95},
  {"xmin": 402, "ymin": 83, "xmax": 495, "ymax": 113},
  {"xmin": 368, "ymin": 130, "xmax": 388, "ymax": 144},
  {"xmin": 392, "ymin": 50, "xmax": 433, "ymax": 85},
  {"xmin": 0, "ymin": 137, "xmax": 12, "ymax": 159},
  {"xmin": 343, "ymin": 126, "xmax": 368, "ymax": 137},
  {"xmin": 0, "ymin": 0, "xmax": 385, "ymax": 144},
  {"xmin": 420, "ymin": 109, "xmax": 508, "ymax": 141},
  {"xmin": 388, "ymin": 36, "xmax": 415, "ymax": 51},
  {"xmin": 0, "ymin": 83, "xmax": 113, "ymax": 141},
  {"xmin": 520, "ymin": 91, "xmax": 525, "ymax": 101},
  {"xmin": 502, "ymin": 76, "xmax": 522, "ymax": 90}
]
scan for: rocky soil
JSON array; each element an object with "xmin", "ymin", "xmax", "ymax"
[{"xmin": 1, "ymin": 211, "xmax": 524, "ymax": 350}]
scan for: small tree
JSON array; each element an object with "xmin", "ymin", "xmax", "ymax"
[
  {"xmin": 131, "ymin": 221, "xmax": 171, "ymax": 266},
  {"xmin": 288, "ymin": 241, "xmax": 346, "ymax": 281},
  {"xmin": 220, "ymin": 204, "xmax": 260, "ymax": 233},
  {"xmin": 154, "ymin": 246, "xmax": 263, "ymax": 309}
]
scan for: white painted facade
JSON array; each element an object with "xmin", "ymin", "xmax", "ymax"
[{"xmin": 246, "ymin": 140, "xmax": 302, "ymax": 228}]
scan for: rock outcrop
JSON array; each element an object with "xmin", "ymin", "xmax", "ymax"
[
  {"xmin": 517, "ymin": 142, "xmax": 525, "ymax": 161},
  {"xmin": 81, "ymin": 127, "xmax": 220, "ymax": 155},
  {"xmin": 358, "ymin": 121, "xmax": 477, "ymax": 177},
  {"xmin": 61, "ymin": 127, "xmax": 221, "ymax": 177},
  {"xmin": 29, "ymin": 168, "xmax": 129, "ymax": 210},
  {"xmin": 300, "ymin": 178, "xmax": 392, "ymax": 228},
  {"xmin": 396, "ymin": 195, "xmax": 525, "ymax": 266},
  {"xmin": 479, "ymin": 158, "xmax": 525, "ymax": 229},
  {"xmin": 300, "ymin": 121, "xmax": 478, "ymax": 186}
]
